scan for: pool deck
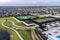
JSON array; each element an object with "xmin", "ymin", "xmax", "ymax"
[{"xmin": 43, "ymin": 27, "xmax": 60, "ymax": 40}]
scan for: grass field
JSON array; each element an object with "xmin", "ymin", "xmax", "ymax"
[
  {"xmin": 0, "ymin": 17, "xmax": 20, "ymax": 40},
  {"xmin": 2, "ymin": 17, "xmax": 32, "ymax": 40},
  {"xmin": 18, "ymin": 31, "xmax": 32, "ymax": 40}
]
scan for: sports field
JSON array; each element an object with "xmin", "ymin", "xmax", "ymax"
[
  {"xmin": 33, "ymin": 17, "xmax": 57, "ymax": 23},
  {"xmin": 0, "ymin": 17, "xmax": 32, "ymax": 40},
  {"xmin": 17, "ymin": 15, "xmax": 35, "ymax": 19}
]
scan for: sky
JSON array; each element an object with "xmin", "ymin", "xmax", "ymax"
[{"xmin": 0, "ymin": 0, "xmax": 60, "ymax": 6}]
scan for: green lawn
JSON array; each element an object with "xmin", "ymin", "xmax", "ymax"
[
  {"xmin": 2, "ymin": 17, "xmax": 26, "ymax": 26},
  {"xmin": 18, "ymin": 31, "xmax": 32, "ymax": 40},
  {"xmin": 0, "ymin": 17, "xmax": 20, "ymax": 40},
  {"xmin": 2, "ymin": 17, "xmax": 32, "ymax": 40},
  {"xmin": 4, "ymin": 21, "xmax": 12, "ymax": 27}
]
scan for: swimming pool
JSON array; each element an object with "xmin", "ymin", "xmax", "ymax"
[{"xmin": 56, "ymin": 35, "xmax": 60, "ymax": 39}]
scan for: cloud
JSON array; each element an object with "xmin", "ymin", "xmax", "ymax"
[
  {"xmin": 11, "ymin": 0, "xmax": 41, "ymax": 4},
  {"xmin": 0, "ymin": 0, "xmax": 60, "ymax": 6},
  {"xmin": 9, "ymin": 0, "xmax": 60, "ymax": 4},
  {"xmin": 0, "ymin": 0, "xmax": 49, "ymax": 4},
  {"xmin": 0, "ymin": 0, "xmax": 11, "ymax": 3}
]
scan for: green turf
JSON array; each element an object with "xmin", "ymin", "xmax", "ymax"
[{"xmin": 2, "ymin": 17, "xmax": 32, "ymax": 40}]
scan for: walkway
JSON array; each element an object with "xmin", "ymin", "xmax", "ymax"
[
  {"xmin": 2, "ymin": 20, "xmax": 24, "ymax": 40},
  {"xmin": 2, "ymin": 20, "xmax": 40, "ymax": 40},
  {"xmin": 8, "ymin": 20, "xmax": 39, "ymax": 29}
]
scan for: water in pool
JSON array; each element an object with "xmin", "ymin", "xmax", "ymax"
[{"xmin": 56, "ymin": 35, "xmax": 60, "ymax": 39}]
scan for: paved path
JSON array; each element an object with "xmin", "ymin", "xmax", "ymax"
[
  {"xmin": 33, "ymin": 30, "xmax": 40, "ymax": 40},
  {"xmin": 51, "ymin": 15, "xmax": 60, "ymax": 18},
  {"xmin": 31, "ymin": 30, "xmax": 35, "ymax": 40},
  {"xmin": 2, "ymin": 20, "xmax": 24, "ymax": 40},
  {"xmin": 8, "ymin": 20, "xmax": 39, "ymax": 29},
  {"xmin": 2, "ymin": 20, "xmax": 39, "ymax": 40},
  {"xmin": 13, "ymin": 17, "xmax": 21, "ymax": 22}
]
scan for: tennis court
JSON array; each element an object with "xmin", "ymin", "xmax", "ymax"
[
  {"xmin": 33, "ymin": 17, "xmax": 57, "ymax": 23},
  {"xmin": 17, "ymin": 15, "xmax": 35, "ymax": 20}
]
